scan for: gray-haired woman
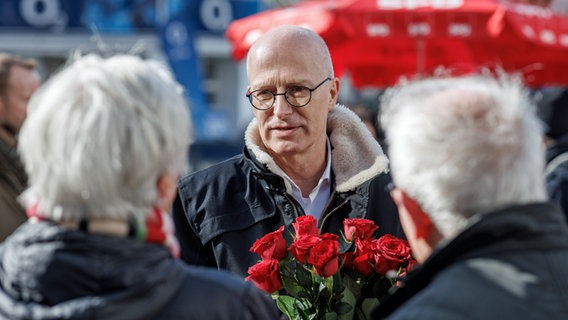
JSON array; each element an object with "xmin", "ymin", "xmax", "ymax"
[{"xmin": 0, "ymin": 54, "xmax": 278, "ymax": 320}]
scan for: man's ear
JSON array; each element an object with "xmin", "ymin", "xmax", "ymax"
[
  {"xmin": 390, "ymin": 188, "xmax": 432, "ymax": 240},
  {"xmin": 156, "ymin": 172, "xmax": 179, "ymax": 212},
  {"xmin": 328, "ymin": 77, "xmax": 340, "ymax": 110},
  {"xmin": 391, "ymin": 187, "xmax": 439, "ymax": 263}
]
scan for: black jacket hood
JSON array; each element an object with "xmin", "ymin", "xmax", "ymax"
[{"xmin": 1, "ymin": 222, "xmax": 186, "ymax": 320}]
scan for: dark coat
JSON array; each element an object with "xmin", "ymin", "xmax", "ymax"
[
  {"xmin": 0, "ymin": 138, "xmax": 28, "ymax": 241},
  {"xmin": 0, "ymin": 221, "xmax": 279, "ymax": 320},
  {"xmin": 374, "ymin": 203, "xmax": 568, "ymax": 320},
  {"xmin": 545, "ymin": 134, "xmax": 568, "ymax": 218},
  {"xmin": 173, "ymin": 105, "xmax": 403, "ymax": 278}
]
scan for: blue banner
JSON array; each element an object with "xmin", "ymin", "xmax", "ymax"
[
  {"xmin": 159, "ymin": 15, "xmax": 209, "ymax": 141},
  {"xmin": 0, "ymin": 0, "xmax": 267, "ymax": 141},
  {"xmin": 0, "ymin": 0, "xmax": 265, "ymax": 33},
  {"xmin": 160, "ymin": 0, "xmax": 266, "ymax": 141},
  {"xmin": 0, "ymin": 0, "xmax": 157, "ymax": 32}
]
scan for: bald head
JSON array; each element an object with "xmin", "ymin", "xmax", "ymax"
[
  {"xmin": 244, "ymin": 25, "xmax": 340, "ymax": 174},
  {"xmin": 246, "ymin": 25, "xmax": 334, "ymax": 80}
]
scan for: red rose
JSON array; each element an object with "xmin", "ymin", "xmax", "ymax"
[
  {"xmin": 375, "ymin": 234, "xmax": 412, "ymax": 261},
  {"xmin": 398, "ymin": 257, "xmax": 419, "ymax": 279},
  {"xmin": 373, "ymin": 234, "xmax": 412, "ymax": 275},
  {"xmin": 289, "ymin": 234, "xmax": 321, "ymax": 263},
  {"xmin": 319, "ymin": 233, "xmax": 339, "ymax": 241},
  {"xmin": 307, "ymin": 236, "xmax": 339, "ymax": 277},
  {"xmin": 343, "ymin": 218, "xmax": 379, "ymax": 241},
  {"xmin": 374, "ymin": 253, "xmax": 404, "ymax": 275},
  {"xmin": 246, "ymin": 259, "xmax": 283, "ymax": 294},
  {"xmin": 353, "ymin": 252, "xmax": 375, "ymax": 276},
  {"xmin": 351, "ymin": 238, "xmax": 375, "ymax": 275},
  {"xmin": 354, "ymin": 237, "xmax": 374, "ymax": 254},
  {"xmin": 250, "ymin": 226, "xmax": 287, "ymax": 261},
  {"xmin": 292, "ymin": 215, "xmax": 319, "ymax": 237}
]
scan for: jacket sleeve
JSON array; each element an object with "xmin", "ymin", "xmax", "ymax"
[
  {"xmin": 172, "ymin": 187, "xmax": 216, "ymax": 267},
  {"xmin": 239, "ymin": 283, "xmax": 280, "ymax": 320},
  {"xmin": 545, "ymin": 161, "xmax": 568, "ymax": 218},
  {"xmin": 367, "ymin": 172, "xmax": 405, "ymax": 239}
]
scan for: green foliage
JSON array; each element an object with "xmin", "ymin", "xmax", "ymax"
[{"xmin": 274, "ymin": 269, "xmax": 385, "ymax": 320}]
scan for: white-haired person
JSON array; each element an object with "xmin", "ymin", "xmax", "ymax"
[
  {"xmin": 373, "ymin": 74, "xmax": 568, "ymax": 319},
  {"xmin": 0, "ymin": 54, "xmax": 278, "ymax": 320}
]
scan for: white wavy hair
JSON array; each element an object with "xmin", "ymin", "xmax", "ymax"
[
  {"xmin": 380, "ymin": 74, "xmax": 547, "ymax": 238},
  {"xmin": 18, "ymin": 54, "xmax": 193, "ymax": 221}
]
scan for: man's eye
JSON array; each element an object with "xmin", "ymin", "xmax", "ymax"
[
  {"xmin": 287, "ymin": 86, "xmax": 308, "ymax": 97},
  {"xmin": 253, "ymin": 91, "xmax": 274, "ymax": 101}
]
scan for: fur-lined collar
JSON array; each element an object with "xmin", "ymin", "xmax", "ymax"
[{"xmin": 244, "ymin": 104, "xmax": 389, "ymax": 192}]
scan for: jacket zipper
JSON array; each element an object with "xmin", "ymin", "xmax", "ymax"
[
  {"xmin": 265, "ymin": 183, "xmax": 302, "ymax": 219},
  {"xmin": 269, "ymin": 184, "xmax": 348, "ymax": 230},
  {"xmin": 318, "ymin": 191, "xmax": 350, "ymax": 230},
  {"xmin": 282, "ymin": 192, "xmax": 301, "ymax": 219}
]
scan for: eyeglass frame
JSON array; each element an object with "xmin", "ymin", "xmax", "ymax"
[{"xmin": 246, "ymin": 77, "xmax": 332, "ymax": 111}]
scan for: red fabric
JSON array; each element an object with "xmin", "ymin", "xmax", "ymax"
[
  {"xmin": 145, "ymin": 207, "xmax": 166, "ymax": 244},
  {"xmin": 145, "ymin": 208, "xmax": 180, "ymax": 258},
  {"xmin": 226, "ymin": 0, "xmax": 568, "ymax": 88}
]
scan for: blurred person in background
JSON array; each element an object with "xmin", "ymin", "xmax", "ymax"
[
  {"xmin": 173, "ymin": 25, "xmax": 402, "ymax": 278},
  {"xmin": 549, "ymin": 0, "xmax": 568, "ymax": 14},
  {"xmin": 349, "ymin": 102, "xmax": 389, "ymax": 154},
  {"xmin": 349, "ymin": 103, "xmax": 378, "ymax": 140},
  {"xmin": 503, "ymin": 0, "xmax": 568, "ymax": 14},
  {"xmin": 0, "ymin": 54, "xmax": 278, "ymax": 320},
  {"xmin": 537, "ymin": 87, "xmax": 568, "ymax": 217},
  {"xmin": 374, "ymin": 74, "xmax": 568, "ymax": 319},
  {"xmin": 0, "ymin": 53, "xmax": 41, "ymax": 241}
]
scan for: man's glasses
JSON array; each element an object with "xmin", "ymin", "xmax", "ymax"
[{"xmin": 246, "ymin": 78, "xmax": 332, "ymax": 111}]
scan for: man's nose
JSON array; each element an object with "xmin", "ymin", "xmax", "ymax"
[{"xmin": 273, "ymin": 93, "xmax": 294, "ymax": 116}]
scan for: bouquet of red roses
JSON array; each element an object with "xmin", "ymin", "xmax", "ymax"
[{"xmin": 246, "ymin": 216, "xmax": 416, "ymax": 320}]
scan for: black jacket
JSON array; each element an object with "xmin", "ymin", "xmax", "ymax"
[
  {"xmin": 545, "ymin": 134, "xmax": 568, "ymax": 218},
  {"xmin": 374, "ymin": 203, "xmax": 568, "ymax": 320},
  {"xmin": 173, "ymin": 105, "xmax": 403, "ymax": 278},
  {"xmin": 0, "ymin": 222, "xmax": 279, "ymax": 320},
  {"xmin": 0, "ymin": 137, "xmax": 28, "ymax": 241}
]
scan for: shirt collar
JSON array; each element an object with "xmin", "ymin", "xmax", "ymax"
[{"xmin": 282, "ymin": 138, "xmax": 331, "ymax": 215}]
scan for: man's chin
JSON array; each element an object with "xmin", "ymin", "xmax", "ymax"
[{"xmin": 266, "ymin": 141, "xmax": 302, "ymax": 157}]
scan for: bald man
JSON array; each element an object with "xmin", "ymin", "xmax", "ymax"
[{"xmin": 173, "ymin": 25, "xmax": 402, "ymax": 278}]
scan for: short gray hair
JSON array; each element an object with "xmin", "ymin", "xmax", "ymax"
[
  {"xmin": 380, "ymin": 74, "xmax": 546, "ymax": 237},
  {"xmin": 18, "ymin": 54, "xmax": 193, "ymax": 221}
]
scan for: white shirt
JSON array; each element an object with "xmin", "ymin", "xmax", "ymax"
[{"xmin": 278, "ymin": 138, "xmax": 332, "ymax": 221}]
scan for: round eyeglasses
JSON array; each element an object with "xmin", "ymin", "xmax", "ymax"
[{"xmin": 246, "ymin": 77, "xmax": 332, "ymax": 111}]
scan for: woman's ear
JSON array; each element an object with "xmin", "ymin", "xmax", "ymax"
[{"xmin": 156, "ymin": 172, "xmax": 179, "ymax": 212}]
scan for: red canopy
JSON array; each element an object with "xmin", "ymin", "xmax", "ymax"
[{"xmin": 226, "ymin": 0, "xmax": 568, "ymax": 88}]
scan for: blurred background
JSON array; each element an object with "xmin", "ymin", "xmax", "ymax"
[
  {"xmin": 1, "ymin": 0, "xmax": 565, "ymax": 172},
  {"xmin": 0, "ymin": 0, "xmax": 273, "ymax": 172}
]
